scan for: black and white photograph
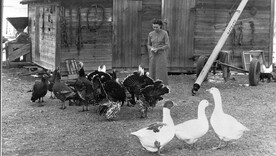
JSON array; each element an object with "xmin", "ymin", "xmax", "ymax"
[{"xmin": 1, "ymin": 0, "xmax": 276, "ymax": 155}]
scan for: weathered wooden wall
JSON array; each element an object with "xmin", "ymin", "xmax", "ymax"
[
  {"xmin": 163, "ymin": 0, "xmax": 196, "ymax": 72},
  {"xmin": 58, "ymin": 0, "xmax": 113, "ymax": 73},
  {"xmin": 28, "ymin": 3, "xmax": 57, "ymax": 70},
  {"xmin": 25, "ymin": 0, "xmax": 162, "ymax": 73},
  {"xmin": 113, "ymin": 0, "xmax": 142, "ymax": 69},
  {"xmin": 24, "ymin": 0, "xmax": 274, "ymax": 73},
  {"xmin": 113, "ymin": 0, "xmax": 162, "ymax": 70},
  {"xmin": 194, "ymin": 0, "xmax": 274, "ymax": 68}
]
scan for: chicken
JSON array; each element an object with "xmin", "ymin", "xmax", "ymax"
[
  {"xmin": 30, "ymin": 74, "xmax": 49, "ymax": 105},
  {"xmin": 52, "ymin": 68, "xmax": 76, "ymax": 109},
  {"xmin": 138, "ymin": 80, "xmax": 170, "ymax": 118}
]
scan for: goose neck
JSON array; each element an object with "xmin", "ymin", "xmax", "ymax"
[
  {"xmin": 213, "ymin": 92, "xmax": 223, "ymax": 113},
  {"xmin": 197, "ymin": 106, "xmax": 207, "ymax": 120},
  {"xmin": 163, "ymin": 108, "xmax": 174, "ymax": 125}
]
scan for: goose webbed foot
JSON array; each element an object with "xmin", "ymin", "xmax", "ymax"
[
  {"xmin": 154, "ymin": 141, "xmax": 163, "ymax": 155},
  {"xmin": 212, "ymin": 139, "xmax": 225, "ymax": 150}
]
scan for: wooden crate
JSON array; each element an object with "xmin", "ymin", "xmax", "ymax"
[
  {"xmin": 6, "ymin": 43, "xmax": 31, "ymax": 61},
  {"xmin": 241, "ymin": 50, "xmax": 264, "ymax": 71},
  {"xmin": 60, "ymin": 59, "xmax": 80, "ymax": 80}
]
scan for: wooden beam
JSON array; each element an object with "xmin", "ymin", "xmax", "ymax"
[
  {"xmin": 269, "ymin": 0, "xmax": 275, "ymax": 66},
  {"xmin": 8, "ymin": 43, "xmax": 31, "ymax": 61}
]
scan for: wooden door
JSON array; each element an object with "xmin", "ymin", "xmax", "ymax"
[
  {"xmin": 113, "ymin": 0, "xmax": 143, "ymax": 68},
  {"xmin": 163, "ymin": 0, "xmax": 196, "ymax": 72}
]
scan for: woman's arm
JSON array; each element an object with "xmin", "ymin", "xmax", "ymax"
[
  {"xmin": 157, "ymin": 31, "xmax": 170, "ymax": 51},
  {"xmin": 147, "ymin": 34, "xmax": 152, "ymax": 50},
  {"xmin": 147, "ymin": 34, "xmax": 157, "ymax": 52}
]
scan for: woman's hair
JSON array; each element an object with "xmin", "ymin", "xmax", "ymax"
[{"xmin": 152, "ymin": 19, "xmax": 163, "ymax": 28}]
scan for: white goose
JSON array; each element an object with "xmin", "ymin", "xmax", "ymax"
[
  {"xmin": 207, "ymin": 87, "xmax": 249, "ymax": 149},
  {"xmin": 175, "ymin": 100, "xmax": 210, "ymax": 149},
  {"xmin": 131, "ymin": 101, "xmax": 175, "ymax": 155}
]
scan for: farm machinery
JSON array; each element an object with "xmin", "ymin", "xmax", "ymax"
[{"xmin": 191, "ymin": 0, "xmax": 274, "ymax": 95}]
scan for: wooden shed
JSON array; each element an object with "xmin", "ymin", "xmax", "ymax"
[
  {"xmin": 20, "ymin": 0, "xmax": 162, "ymax": 75},
  {"xmin": 21, "ymin": 0, "xmax": 274, "ymax": 74}
]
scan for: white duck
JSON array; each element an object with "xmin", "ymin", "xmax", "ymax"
[
  {"xmin": 131, "ymin": 100, "xmax": 175, "ymax": 155},
  {"xmin": 175, "ymin": 100, "xmax": 210, "ymax": 149},
  {"xmin": 207, "ymin": 87, "xmax": 249, "ymax": 149}
]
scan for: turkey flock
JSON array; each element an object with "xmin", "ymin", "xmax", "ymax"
[{"xmin": 29, "ymin": 62, "xmax": 169, "ymax": 120}]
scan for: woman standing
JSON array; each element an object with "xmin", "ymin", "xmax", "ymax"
[{"xmin": 147, "ymin": 19, "xmax": 170, "ymax": 85}]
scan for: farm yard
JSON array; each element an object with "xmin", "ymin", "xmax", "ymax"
[{"xmin": 1, "ymin": 67, "xmax": 276, "ymax": 156}]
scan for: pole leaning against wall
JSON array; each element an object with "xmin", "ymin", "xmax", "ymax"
[{"xmin": 192, "ymin": 0, "xmax": 249, "ymax": 95}]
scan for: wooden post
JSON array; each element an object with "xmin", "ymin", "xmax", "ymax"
[
  {"xmin": 0, "ymin": 0, "xmax": 3, "ymax": 103},
  {"xmin": 192, "ymin": 0, "xmax": 248, "ymax": 95}
]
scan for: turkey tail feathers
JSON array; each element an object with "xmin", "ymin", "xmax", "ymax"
[
  {"xmin": 123, "ymin": 72, "xmax": 141, "ymax": 87},
  {"xmin": 141, "ymin": 82, "xmax": 170, "ymax": 97}
]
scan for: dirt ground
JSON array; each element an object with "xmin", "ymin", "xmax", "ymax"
[{"xmin": 2, "ymin": 68, "xmax": 276, "ymax": 156}]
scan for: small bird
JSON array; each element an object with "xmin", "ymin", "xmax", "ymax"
[
  {"xmin": 30, "ymin": 74, "xmax": 49, "ymax": 105},
  {"xmin": 175, "ymin": 100, "xmax": 210, "ymax": 150},
  {"xmin": 131, "ymin": 101, "xmax": 175, "ymax": 155},
  {"xmin": 207, "ymin": 87, "xmax": 249, "ymax": 150}
]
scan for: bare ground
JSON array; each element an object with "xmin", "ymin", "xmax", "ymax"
[{"xmin": 1, "ymin": 68, "xmax": 276, "ymax": 156}]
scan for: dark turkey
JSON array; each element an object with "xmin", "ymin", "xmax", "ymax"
[
  {"xmin": 99, "ymin": 71, "xmax": 126, "ymax": 118},
  {"xmin": 138, "ymin": 80, "xmax": 170, "ymax": 118},
  {"xmin": 87, "ymin": 65, "xmax": 112, "ymax": 83},
  {"xmin": 52, "ymin": 68, "xmax": 76, "ymax": 109},
  {"xmin": 30, "ymin": 74, "xmax": 49, "ymax": 104},
  {"xmin": 74, "ymin": 62, "xmax": 95, "ymax": 111},
  {"xmin": 104, "ymin": 71, "xmax": 126, "ymax": 104},
  {"xmin": 123, "ymin": 66, "xmax": 154, "ymax": 105}
]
